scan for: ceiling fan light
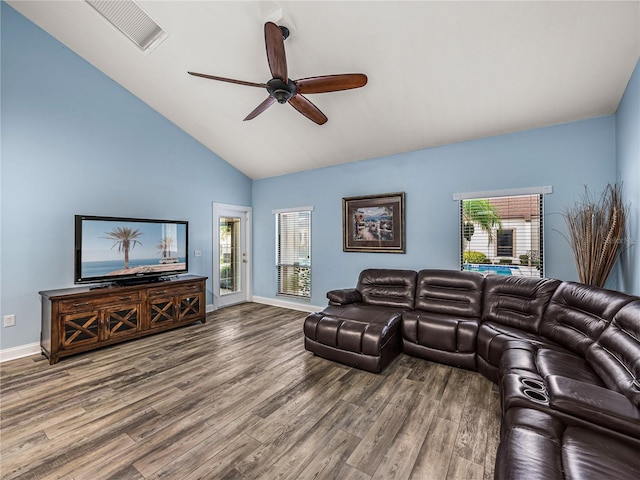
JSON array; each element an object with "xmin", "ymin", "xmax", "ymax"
[{"xmin": 273, "ymin": 89, "xmax": 291, "ymax": 104}]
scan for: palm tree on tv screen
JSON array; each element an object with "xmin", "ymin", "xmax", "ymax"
[{"xmin": 103, "ymin": 227, "xmax": 143, "ymax": 269}]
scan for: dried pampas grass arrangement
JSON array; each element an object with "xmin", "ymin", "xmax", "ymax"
[{"xmin": 562, "ymin": 184, "xmax": 628, "ymax": 287}]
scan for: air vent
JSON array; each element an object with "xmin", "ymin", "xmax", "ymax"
[{"xmin": 86, "ymin": 0, "xmax": 168, "ymax": 53}]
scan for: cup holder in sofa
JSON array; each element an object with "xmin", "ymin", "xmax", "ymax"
[
  {"xmin": 521, "ymin": 378, "xmax": 546, "ymax": 391},
  {"xmin": 522, "ymin": 388, "xmax": 549, "ymax": 404}
]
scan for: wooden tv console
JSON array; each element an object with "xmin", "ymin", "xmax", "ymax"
[{"xmin": 40, "ymin": 275, "xmax": 207, "ymax": 364}]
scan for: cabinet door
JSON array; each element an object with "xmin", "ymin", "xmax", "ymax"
[
  {"xmin": 149, "ymin": 296, "xmax": 177, "ymax": 329},
  {"xmin": 60, "ymin": 311, "xmax": 100, "ymax": 349},
  {"xmin": 104, "ymin": 303, "xmax": 141, "ymax": 340},
  {"xmin": 178, "ymin": 292, "xmax": 203, "ymax": 323}
]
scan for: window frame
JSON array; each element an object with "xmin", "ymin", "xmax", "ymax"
[
  {"xmin": 455, "ymin": 186, "xmax": 551, "ymax": 278},
  {"xmin": 274, "ymin": 207, "xmax": 313, "ymax": 299}
]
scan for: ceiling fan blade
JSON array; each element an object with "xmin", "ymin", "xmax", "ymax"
[
  {"xmin": 244, "ymin": 96, "xmax": 276, "ymax": 121},
  {"xmin": 264, "ymin": 22, "xmax": 288, "ymax": 82},
  {"xmin": 289, "ymin": 94, "xmax": 328, "ymax": 125},
  {"xmin": 295, "ymin": 74, "xmax": 368, "ymax": 94},
  {"xmin": 188, "ymin": 72, "xmax": 267, "ymax": 88}
]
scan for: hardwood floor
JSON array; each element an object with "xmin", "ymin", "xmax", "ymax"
[{"xmin": 1, "ymin": 303, "xmax": 501, "ymax": 479}]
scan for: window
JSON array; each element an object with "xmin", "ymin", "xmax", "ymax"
[
  {"xmin": 275, "ymin": 208, "xmax": 312, "ymax": 298},
  {"xmin": 459, "ymin": 190, "xmax": 546, "ymax": 277},
  {"xmin": 496, "ymin": 229, "xmax": 514, "ymax": 257},
  {"xmin": 219, "ymin": 216, "xmax": 240, "ymax": 291}
]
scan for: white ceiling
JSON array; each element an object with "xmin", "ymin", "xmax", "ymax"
[{"xmin": 8, "ymin": 1, "xmax": 640, "ymax": 179}]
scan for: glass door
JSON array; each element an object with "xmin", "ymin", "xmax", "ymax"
[{"xmin": 213, "ymin": 204, "xmax": 251, "ymax": 308}]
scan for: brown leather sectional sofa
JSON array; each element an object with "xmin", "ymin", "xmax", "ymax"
[{"xmin": 303, "ymin": 268, "xmax": 640, "ymax": 479}]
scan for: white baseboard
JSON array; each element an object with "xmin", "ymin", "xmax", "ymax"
[
  {"xmin": 206, "ymin": 303, "xmax": 215, "ymax": 313},
  {"xmin": 0, "ymin": 343, "xmax": 41, "ymax": 363},
  {"xmin": 251, "ymin": 296, "xmax": 324, "ymax": 313}
]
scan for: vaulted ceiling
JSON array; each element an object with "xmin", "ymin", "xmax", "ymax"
[{"xmin": 8, "ymin": 1, "xmax": 640, "ymax": 179}]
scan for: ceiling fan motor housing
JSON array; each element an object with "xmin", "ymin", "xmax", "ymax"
[
  {"xmin": 267, "ymin": 78, "xmax": 296, "ymax": 103},
  {"xmin": 279, "ymin": 25, "xmax": 290, "ymax": 40}
]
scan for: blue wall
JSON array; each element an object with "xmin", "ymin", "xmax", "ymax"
[
  {"xmin": 616, "ymin": 58, "xmax": 640, "ymax": 296},
  {"xmin": 1, "ymin": 3, "xmax": 636, "ymax": 353},
  {"xmin": 0, "ymin": 3, "xmax": 252, "ymax": 350},
  {"xmin": 253, "ymin": 116, "xmax": 618, "ymax": 308}
]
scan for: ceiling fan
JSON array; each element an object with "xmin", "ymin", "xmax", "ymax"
[{"xmin": 188, "ymin": 22, "xmax": 368, "ymax": 125}]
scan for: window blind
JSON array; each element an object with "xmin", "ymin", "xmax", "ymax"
[
  {"xmin": 276, "ymin": 210, "xmax": 311, "ymax": 297},
  {"xmin": 460, "ymin": 194, "xmax": 544, "ymax": 277}
]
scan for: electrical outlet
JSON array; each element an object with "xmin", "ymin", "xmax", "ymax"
[
  {"xmin": 4, "ymin": 314, "xmax": 16, "ymax": 327},
  {"xmin": 194, "ymin": 250, "xmax": 201, "ymax": 257}
]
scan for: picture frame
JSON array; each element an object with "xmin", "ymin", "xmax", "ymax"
[{"xmin": 342, "ymin": 192, "xmax": 405, "ymax": 253}]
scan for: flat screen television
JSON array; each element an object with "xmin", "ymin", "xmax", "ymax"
[{"xmin": 74, "ymin": 215, "xmax": 188, "ymax": 285}]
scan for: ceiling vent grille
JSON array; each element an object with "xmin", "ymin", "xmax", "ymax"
[{"xmin": 85, "ymin": 0, "xmax": 168, "ymax": 53}]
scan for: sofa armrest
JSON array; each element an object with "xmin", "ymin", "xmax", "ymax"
[
  {"xmin": 547, "ymin": 375, "xmax": 640, "ymax": 439},
  {"xmin": 327, "ymin": 288, "xmax": 362, "ymax": 306}
]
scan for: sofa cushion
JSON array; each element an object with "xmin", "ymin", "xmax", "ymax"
[
  {"xmin": 540, "ymin": 281, "xmax": 634, "ymax": 355},
  {"xmin": 476, "ymin": 321, "xmax": 562, "ymax": 383},
  {"xmin": 403, "ymin": 311, "xmax": 478, "ymax": 352},
  {"xmin": 401, "ymin": 270, "xmax": 483, "ymax": 370},
  {"xmin": 356, "ymin": 269, "xmax": 417, "ymax": 310},
  {"xmin": 586, "ymin": 300, "xmax": 640, "ymax": 407},
  {"xmin": 318, "ymin": 304, "xmax": 402, "ymax": 326},
  {"xmin": 496, "ymin": 407, "xmax": 640, "ymax": 480},
  {"xmin": 562, "ymin": 426, "xmax": 640, "ymax": 479},
  {"xmin": 482, "ymin": 275, "xmax": 560, "ymax": 333},
  {"xmin": 495, "ymin": 407, "xmax": 566, "ymax": 479},
  {"xmin": 414, "ymin": 269, "xmax": 484, "ymax": 316},
  {"xmin": 499, "ymin": 342, "xmax": 603, "ymax": 386},
  {"xmin": 402, "ymin": 310, "xmax": 478, "ymax": 369}
]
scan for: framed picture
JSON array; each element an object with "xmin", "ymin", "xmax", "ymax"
[{"xmin": 343, "ymin": 192, "xmax": 405, "ymax": 253}]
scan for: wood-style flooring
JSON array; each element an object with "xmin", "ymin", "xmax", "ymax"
[{"xmin": 1, "ymin": 303, "xmax": 501, "ymax": 479}]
